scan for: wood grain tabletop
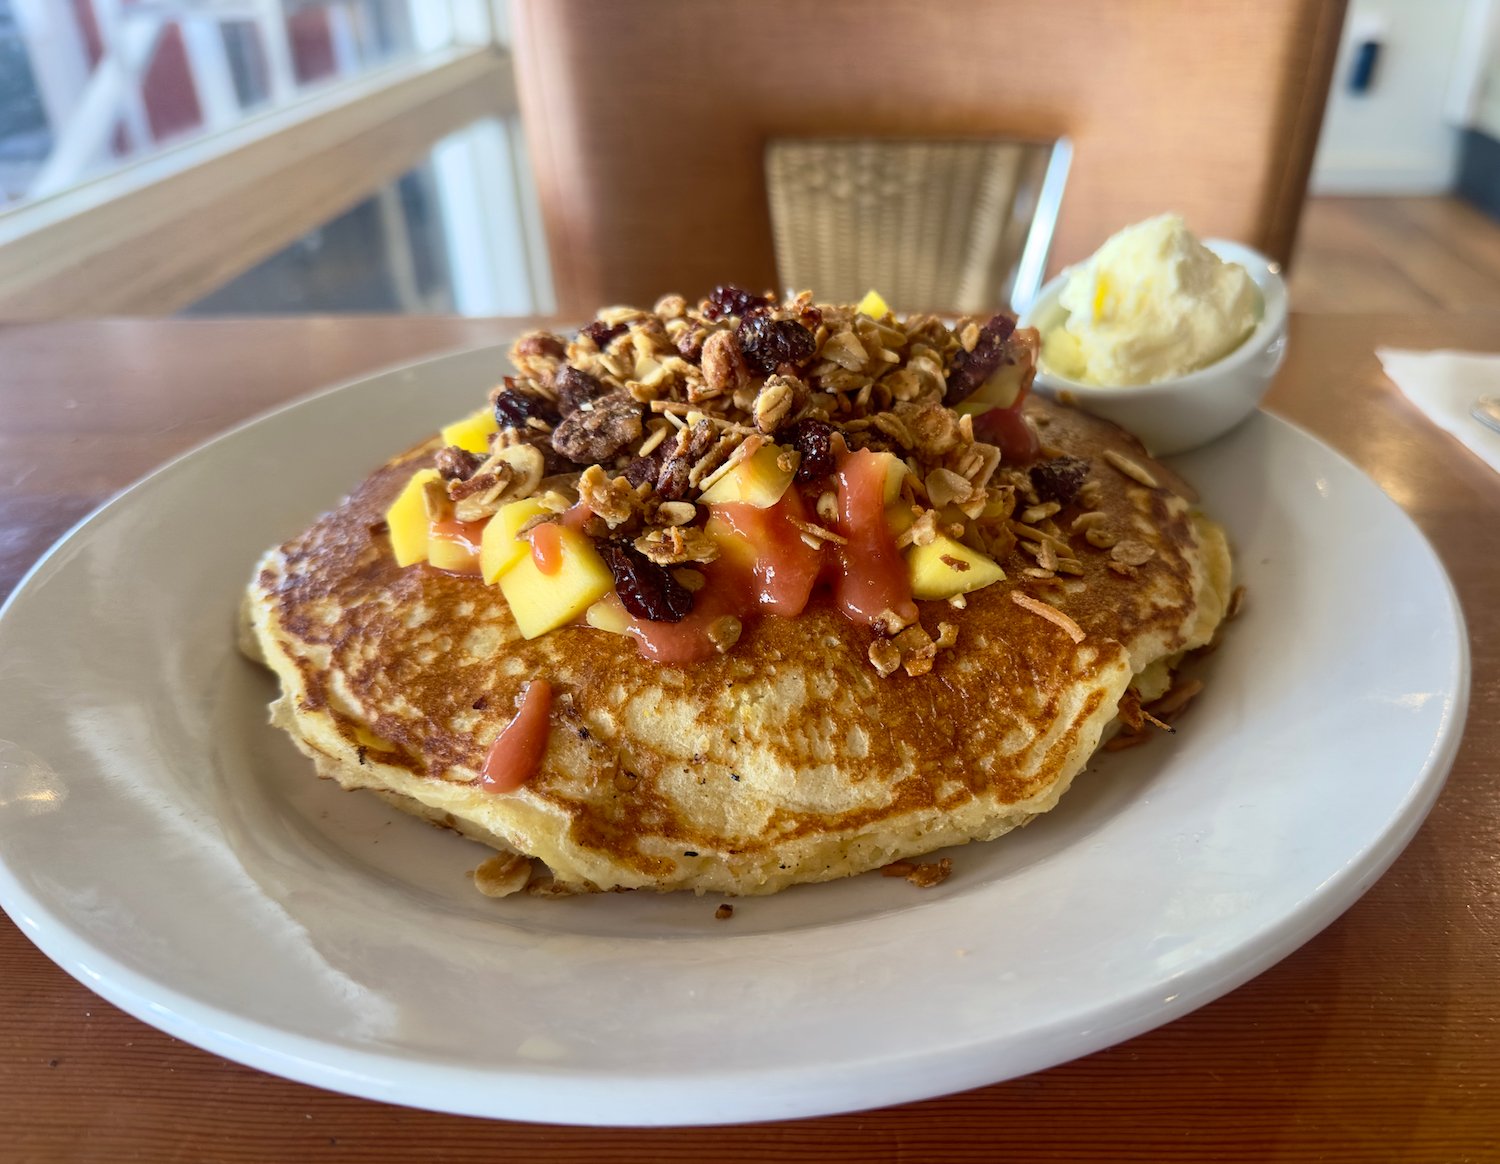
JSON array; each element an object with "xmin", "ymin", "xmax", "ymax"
[{"xmin": 1, "ymin": 313, "xmax": 1497, "ymax": 1162}]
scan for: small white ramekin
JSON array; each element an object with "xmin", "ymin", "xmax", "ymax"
[{"xmin": 1018, "ymin": 240, "xmax": 1288, "ymax": 456}]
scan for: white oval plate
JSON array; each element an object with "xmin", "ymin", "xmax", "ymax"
[{"xmin": 0, "ymin": 346, "xmax": 1468, "ymax": 1126}]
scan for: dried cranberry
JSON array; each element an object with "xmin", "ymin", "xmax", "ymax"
[
  {"xmin": 493, "ymin": 386, "xmax": 557, "ymax": 429},
  {"xmin": 1029, "ymin": 455, "xmax": 1090, "ymax": 505},
  {"xmin": 579, "ymin": 320, "xmax": 627, "ymax": 349},
  {"xmin": 737, "ymin": 315, "xmax": 816, "ymax": 375},
  {"xmin": 598, "ymin": 542, "xmax": 693, "ymax": 623},
  {"xmin": 554, "ymin": 364, "xmax": 606, "ymax": 414},
  {"xmin": 704, "ymin": 285, "xmax": 772, "ymax": 321},
  {"xmin": 943, "ymin": 313, "xmax": 1018, "ymax": 405},
  {"xmin": 784, "ymin": 417, "xmax": 836, "ymax": 483}
]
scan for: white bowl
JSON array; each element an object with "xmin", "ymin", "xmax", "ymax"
[{"xmin": 1018, "ymin": 240, "xmax": 1288, "ymax": 456}]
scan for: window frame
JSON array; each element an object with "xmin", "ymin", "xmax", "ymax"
[{"xmin": 0, "ymin": 2, "xmax": 530, "ymax": 317}]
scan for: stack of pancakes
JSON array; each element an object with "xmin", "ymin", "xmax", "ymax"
[{"xmin": 244, "ymin": 389, "xmax": 1230, "ymax": 897}]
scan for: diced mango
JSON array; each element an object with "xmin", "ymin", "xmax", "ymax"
[
  {"xmin": 906, "ymin": 533, "xmax": 1005, "ymax": 600},
  {"xmin": 705, "ymin": 514, "xmax": 760, "ymax": 572},
  {"xmin": 880, "ymin": 452, "xmax": 909, "ymax": 505},
  {"xmin": 698, "ymin": 443, "xmax": 795, "ymax": 508},
  {"xmin": 497, "ymin": 527, "xmax": 613, "ymax": 639},
  {"xmin": 979, "ymin": 493, "xmax": 1012, "ymax": 520},
  {"xmin": 440, "ymin": 407, "xmax": 499, "ymax": 455},
  {"xmin": 386, "ymin": 468, "xmax": 440, "ymax": 567},
  {"xmin": 857, "ymin": 289, "xmax": 891, "ymax": 319},
  {"xmin": 427, "ymin": 538, "xmax": 469, "ymax": 573},
  {"xmin": 584, "ymin": 596, "xmax": 632, "ymax": 635},
  {"xmin": 886, "ymin": 504, "xmax": 916, "ymax": 538},
  {"xmin": 427, "ymin": 521, "xmax": 484, "ymax": 575},
  {"xmin": 963, "ymin": 360, "xmax": 1029, "ymax": 412},
  {"xmin": 480, "ymin": 497, "xmax": 552, "ymax": 583}
]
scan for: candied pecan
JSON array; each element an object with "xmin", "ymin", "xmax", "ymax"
[
  {"xmin": 656, "ymin": 456, "xmax": 691, "ymax": 501},
  {"xmin": 511, "ymin": 331, "xmax": 565, "ymax": 360},
  {"xmin": 943, "ymin": 313, "xmax": 1017, "ymax": 405},
  {"xmin": 599, "ymin": 541, "xmax": 693, "ymax": 622},
  {"xmin": 675, "ymin": 326, "xmax": 708, "ymax": 361},
  {"xmin": 550, "ymin": 392, "xmax": 643, "ymax": 463},
  {"xmin": 1029, "ymin": 455, "xmax": 1090, "ymax": 506},
  {"xmin": 622, "ymin": 444, "xmax": 668, "ymax": 488},
  {"xmin": 492, "ymin": 382, "xmax": 558, "ymax": 430},
  {"xmin": 579, "ymin": 320, "xmax": 627, "ymax": 349},
  {"xmin": 784, "ymin": 417, "xmax": 835, "ymax": 483},
  {"xmin": 435, "ymin": 445, "xmax": 483, "ymax": 481},
  {"xmin": 703, "ymin": 284, "xmax": 772, "ymax": 320},
  {"xmin": 555, "ymin": 364, "xmax": 607, "ymax": 415},
  {"xmin": 698, "ymin": 330, "xmax": 751, "ymax": 400},
  {"xmin": 653, "ymin": 419, "xmax": 717, "ymax": 499},
  {"xmin": 738, "ymin": 315, "xmax": 816, "ymax": 375}
]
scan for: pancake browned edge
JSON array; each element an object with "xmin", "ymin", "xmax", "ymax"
[{"xmin": 244, "ymin": 395, "xmax": 1231, "ymax": 898}]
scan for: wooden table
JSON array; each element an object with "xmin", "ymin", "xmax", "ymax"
[{"xmin": 2, "ymin": 314, "xmax": 1497, "ymax": 1162}]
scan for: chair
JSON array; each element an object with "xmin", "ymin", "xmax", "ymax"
[
  {"xmin": 764, "ymin": 136, "xmax": 1070, "ymax": 314},
  {"xmin": 512, "ymin": 0, "xmax": 1346, "ymax": 316}
]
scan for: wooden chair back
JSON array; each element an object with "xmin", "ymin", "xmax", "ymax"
[{"xmin": 513, "ymin": 0, "xmax": 1346, "ymax": 315}]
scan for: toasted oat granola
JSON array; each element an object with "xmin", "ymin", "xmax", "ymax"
[{"xmin": 423, "ymin": 286, "xmax": 1171, "ymax": 677}]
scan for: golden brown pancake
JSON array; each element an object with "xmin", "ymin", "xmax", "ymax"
[{"xmin": 245, "ymin": 394, "xmax": 1230, "ymax": 897}]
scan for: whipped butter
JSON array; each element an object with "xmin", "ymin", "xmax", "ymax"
[{"xmin": 1040, "ymin": 214, "xmax": 1259, "ymax": 386}]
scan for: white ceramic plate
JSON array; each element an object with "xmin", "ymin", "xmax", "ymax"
[{"xmin": 0, "ymin": 346, "xmax": 1468, "ymax": 1126}]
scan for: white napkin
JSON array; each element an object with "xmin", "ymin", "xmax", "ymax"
[{"xmin": 1377, "ymin": 348, "xmax": 1500, "ymax": 476}]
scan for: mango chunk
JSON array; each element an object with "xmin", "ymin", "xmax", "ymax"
[
  {"xmin": 427, "ymin": 520, "xmax": 484, "ymax": 575},
  {"xmin": 698, "ymin": 443, "xmax": 794, "ymax": 508},
  {"xmin": 584, "ymin": 596, "xmax": 632, "ymax": 635},
  {"xmin": 906, "ymin": 533, "xmax": 1005, "ymax": 600},
  {"xmin": 963, "ymin": 359, "xmax": 1029, "ymax": 411},
  {"xmin": 497, "ymin": 527, "xmax": 613, "ymax": 639},
  {"xmin": 386, "ymin": 468, "xmax": 440, "ymax": 567},
  {"xmin": 480, "ymin": 497, "xmax": 551, "ymax": 583},
  {"xmin": 879, "ymin": 452, "xmax": 909, "ymax": 505},
  {"xmin": 705, "ymin": 514, "xmax": 759, "ymax": 571},
  {"xmin": 857, "ymin": 288, "xmax": 891, "ymax": 319},
  {"xmin": 440, "ymin": 407, "xmax": 499, "ymax": 455}
]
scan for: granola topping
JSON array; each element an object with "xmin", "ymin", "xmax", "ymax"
[{"xmin": 394, "ymin": 287, "xmax": 1178, "ymax": 675}]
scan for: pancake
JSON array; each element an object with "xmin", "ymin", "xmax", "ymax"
[{"xmin": 244, "ymin": 294, "xmax": 1231, "ymax": 897}]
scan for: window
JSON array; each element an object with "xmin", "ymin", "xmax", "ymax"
[{"xmin": 0, "ymin": 1, "xmax": 548, "ymax": 317}]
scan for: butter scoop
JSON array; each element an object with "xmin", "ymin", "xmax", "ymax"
[{"xmin": 1041, "ymin": 214, "xmax": 1259, "ymax": 386}]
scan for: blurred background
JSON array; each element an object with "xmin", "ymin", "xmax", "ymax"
[{"xmin": 0, "ymin": 0, "xmax": 1496, "ymax": 320}]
